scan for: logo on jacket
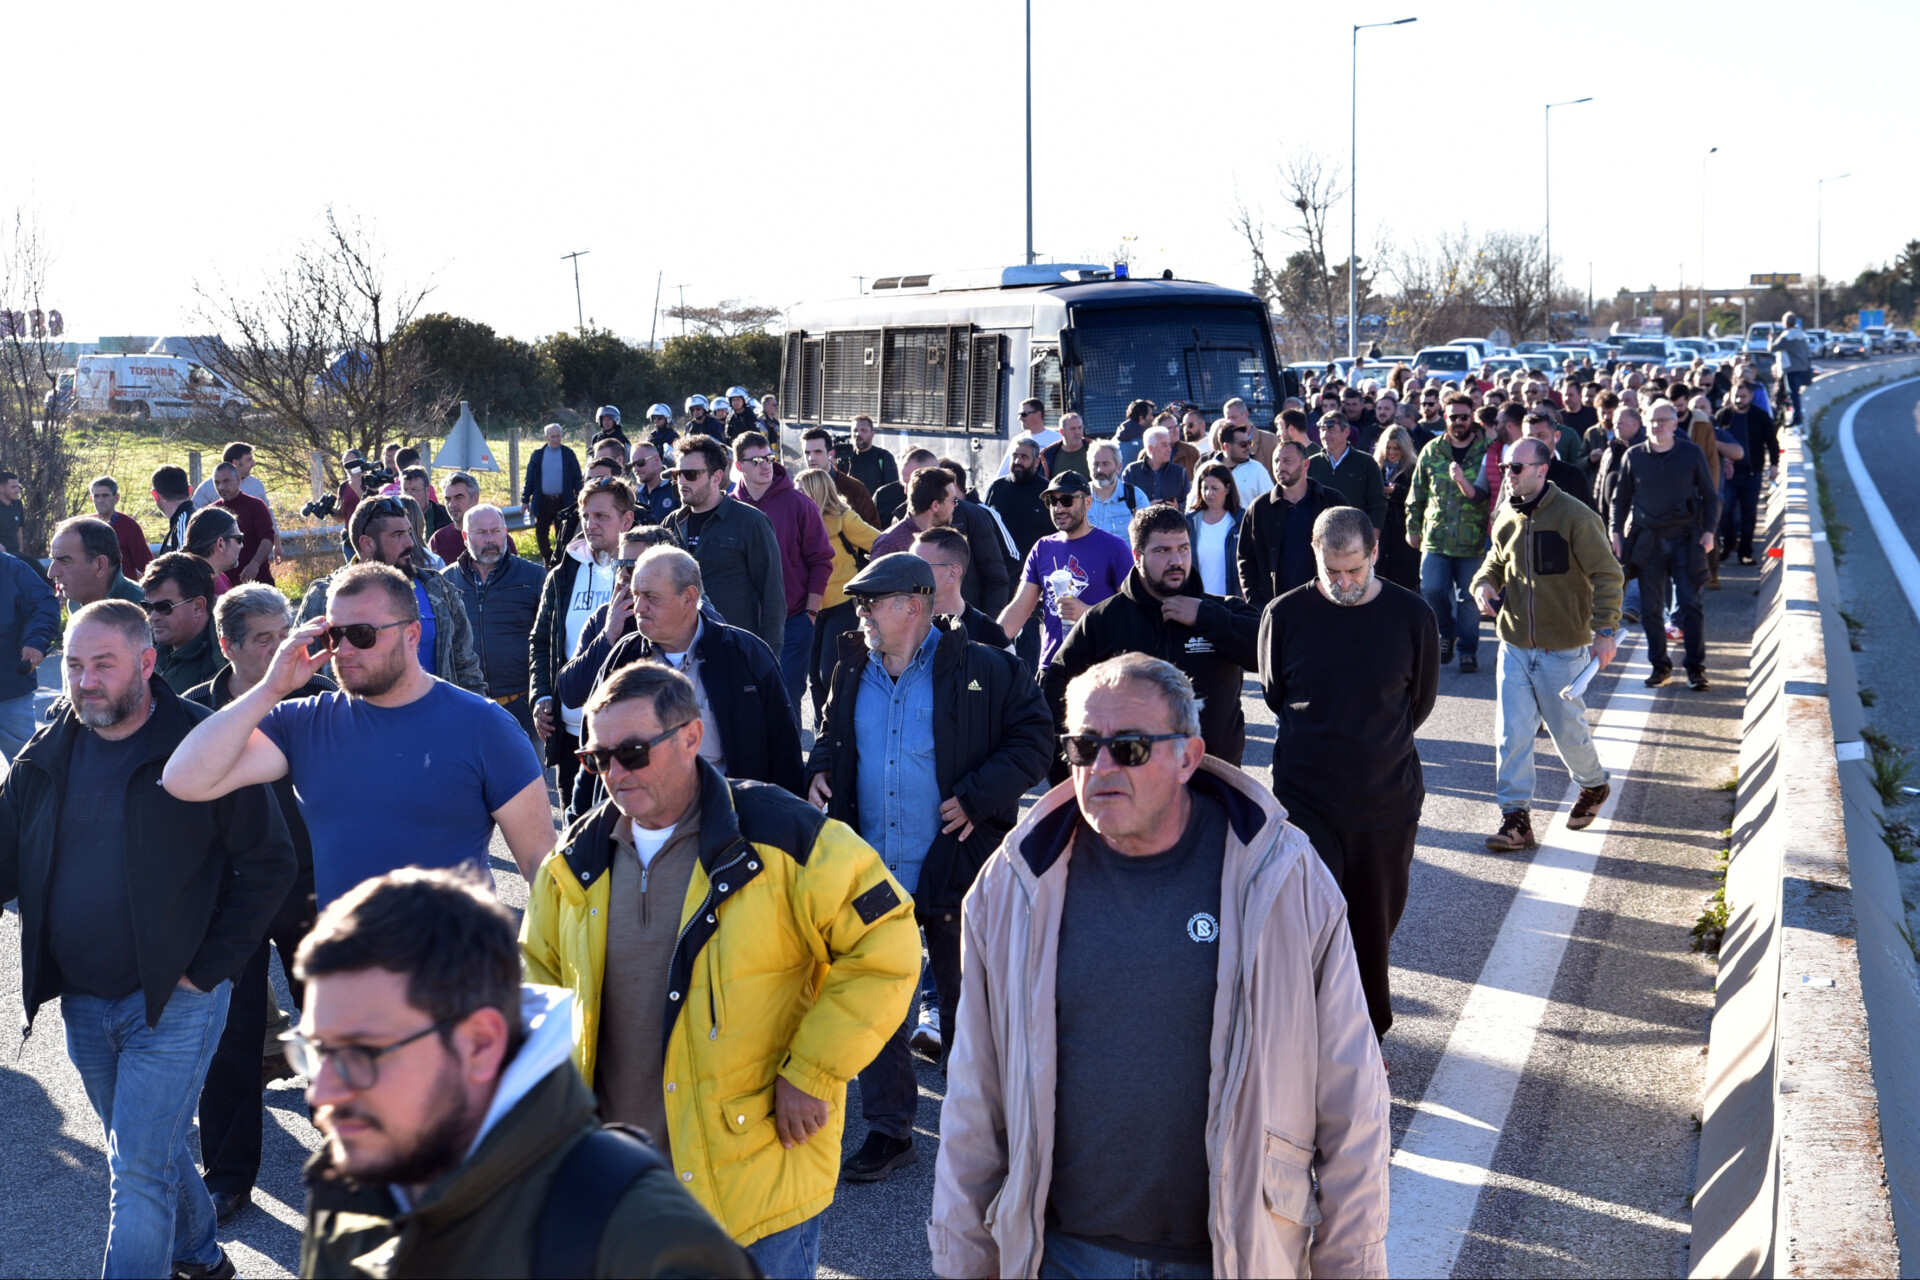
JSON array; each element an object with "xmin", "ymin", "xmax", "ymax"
[
  {"xmin": 1187, "ymin": 912, "xmax": 1220, "ymax": 943},
  {"xmin": 1183, "ymin": 635, "xmax": 1215, "ymax": 656},
  {"xmin": 967, "ymin": 679, "xmax": 982, "ymax": 691}
]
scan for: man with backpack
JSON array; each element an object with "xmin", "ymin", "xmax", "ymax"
[{"xmin": 296, "ymin": 867, "xmax": 754, "ymax": 1278}]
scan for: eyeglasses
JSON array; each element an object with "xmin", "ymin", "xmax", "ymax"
[
  {"xmin": 367, "ymin": 497, "xmax": 409, "ymax": 519},
  {"xmin": 1059, "ymin": 731, "xmax": 1189, "ymax": 767},
  {"xmin": 280, "ymin": 1019, "xmax": 455, "ymax": 1091},
  {"xmin": 670, "ymin": 467, "xmax": 710, "ymax": 480},
  {"xmin": 325, "ymin": 619, "xmax": 410, "ymax": 650},
  {"xmin": 850, "ymin": 590, "xmax": 927, "ymax": 612},
  {"xmin": 738, "ymin": 454, "xmax": 774, "ymax": 467},
  {"xmin": 220, "ymin": 533, "xmax": 244, "ymax": 545},
  {"xmin": 1019, "ymin": 407, "xmax": 1043, "ymax": 418},
  {"xmin": 140, "ymin": 597, "xmax": 198, "ymax": 616},
  {"xmin": 1043, "ymin": 494, "xmax": 1081, "ymax": 509},
  {"xmin": 576, "ymin": 720, "xmax": 694, "ymax": 775},
  {"xmin": 1503, "ymin": 460, "xmax": 1544, "ymax": 474},
  {"xmin": 1447, "ymin": 414, "xmax": 1474, "ymax": 423}
]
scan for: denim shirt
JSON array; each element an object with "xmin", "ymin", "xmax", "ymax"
[
  {"xmin": 854, "ymin": 623, "xmax": 943, "ymax": 895},
  {"xmin": 1087, "ymin": 483, "xmax": 1145, "ymax": 541}
]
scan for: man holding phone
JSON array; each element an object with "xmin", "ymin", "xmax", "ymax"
[{"xmin": 163, "ymin": 562, "xmax": 556, "ymax": 906}]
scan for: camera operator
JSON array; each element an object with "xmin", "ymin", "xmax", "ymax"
[{"xmin": 299, "ymin": 496, "xmax": 487, "ymax": 695}]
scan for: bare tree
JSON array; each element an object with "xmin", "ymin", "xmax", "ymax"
[
  {"xmin": 0, "ymin": 208, "xmax": 77, "ymax": 556},
  {"xmin": 1479, "ymin": 231, "xmax": 1549, "ymax": 343},
  {"xmin": 1233, "ymin": 150, "xmax": 1353, "ymax": 358},
  {"xmin": 662, "ymin": 299, "xmax": 784, "ymax": 338},
  {"xmin": 1382, "ymin": 226, "xmax": 1481, "ymax": 351},
  {"xmin": 193, "ymin": 209, "xmax": 448, "ymax": 488}
]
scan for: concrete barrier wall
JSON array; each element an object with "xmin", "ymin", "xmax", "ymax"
[{"xmin": 1689, "ymin": 363, "xmax": 1920, "ymax": 1277}]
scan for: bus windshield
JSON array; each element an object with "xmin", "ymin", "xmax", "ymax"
[{"xmin": 1068, "ymin": 304, "xmax": 1277, "ymax": 431}]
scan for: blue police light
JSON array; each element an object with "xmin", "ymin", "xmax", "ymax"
[{"xmin": 1114, "ymin": 262, "xmax": 1130, "ymax": 280}]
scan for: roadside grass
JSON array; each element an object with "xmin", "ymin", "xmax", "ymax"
[{"xmin": 1693, "ymin": 823, "xmax": 1735, "ymax": 955}]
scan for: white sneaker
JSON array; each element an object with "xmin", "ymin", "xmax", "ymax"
[{"xmin": 909, "ymin": 1007, "xmax": 943, "ymax": 1054}]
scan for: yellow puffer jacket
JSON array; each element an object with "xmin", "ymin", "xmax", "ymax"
[
  {"xmin": 520, "ymin": 759, "xmax": 919, "ymax": 1247},
  {"xmin": 822, "ymin": 507, "xmax": 880, "ymax": 608}
]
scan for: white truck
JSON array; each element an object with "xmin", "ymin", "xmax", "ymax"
[{"xmin": 48, "ymin": 353, "xmax": 249, "ymax": 420}]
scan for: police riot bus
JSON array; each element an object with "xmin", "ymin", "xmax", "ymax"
[{"xmin": 774, "ymin": 263, "xmax": 1293, "ymax": 482}]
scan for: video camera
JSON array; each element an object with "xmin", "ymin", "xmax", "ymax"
[
  {"xmin": 301, "ymin": 493, "xmax": 338, "ymax": 519},
  {"xmin": 351, "ymin": 460, "xmax": 398, "ymax": 489}
]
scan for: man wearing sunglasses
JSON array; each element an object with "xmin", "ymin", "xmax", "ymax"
[
  {"xmin": 3, "ymin": 599, "xmax": 295, "ymax": 1279},
  {"xmin": 298, "ymin": 870, "xmax": 755, "ymax": 1278},
  {"xmin": 164, "ymin": 562, "xmax": 554, "ymax": 907},
  {"xmin": 553, "ymin": 542, "xmax": 800, "ymax": 816},
  {"xmin": 805, "ymin": 553, "xmax": 1051, "ymax": 1184},
  {"xmin": 141, "ymin": 552, "xmax": 225, "ymax": 693},
  {"xmin": 996, "ymin": 471, "xmax": 1132, "ymax": 675},
  {"xmin": 729, "ymin": 431, "xmax": 833, "ymax": 720},
  {"xmin": 930, "ymin": 655, "xmax": 1388, "ymax": 1279},
  {"xmin": 1405, "ymin": 391, "xmax": 1494, "ymax": 672},
  {"xmin": 660, "ymin": 434, "xmax": 786, "ymax": 660},
  {"xmin": 524, "ymin": 661, "xmax": 919, "ymax": 1275}
]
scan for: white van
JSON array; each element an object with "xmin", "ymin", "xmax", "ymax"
[{"xmin": 58, "ymin": 353, "xmax": 249, "ymax": 420}]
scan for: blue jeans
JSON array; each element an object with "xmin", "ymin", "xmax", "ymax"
[
  {"xmin": 1721, "ymin": 472, "xmax": 1763, "ymax": 559},
  {"xmin": 64, "ymin": 981, "xmax": 233, "ymax": 1277},
  {"xmin": 1419, "ymin": 551, "xmax": 1482, "ymax": 657},
  {"xmin": 1494, "ymin": 641, "xmax": 1608, "ymax": 813},
  {"xmin": 746, "ymin": 1213, "xmax": 822, "ymax": 1279},
  {"xmin": 780, "ymin": 611, "xmax": 813, "ymax": 728},
  {"xmin": 1786, "ymin": 369, "xmax": 1811, "ymax": 424},
  {"xmin": 0, "ymin": 690, "xmax": 37, "ymax": 763},
  {"xmin": 1041, "ymin": 1230, "xmax": 1213, "ymax": 1278}
]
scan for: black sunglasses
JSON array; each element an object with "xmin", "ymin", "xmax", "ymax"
[
  {"xmin": 1043, "ymin": 494, "xmax": 1081, "ymax": 508},
  {"xmin": 850, "ymin": 589, "xmax": 927, "ymax": 612},
  {"xmin": 326, "ymin": 619, "xmax": 410, "ymax": 650},
  {"xmin": 140, "ymin": 597, "xmax": 199, "ymax": 616},
  {"xmin": 367, "ymin": 496, "xmax": 409, "ymax": 519},
  {"xmin": 576, "ymin": 720, "xmax": 694, "ymax": 775},
  {"xmin": 1060, "ymin": 731, "xmax": 1188, "ymax": 767}
]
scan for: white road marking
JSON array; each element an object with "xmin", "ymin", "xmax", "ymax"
[
  {"xmin": 1388, "ymin": 635, "xmax": 1660, "ymax": 1277},
  {"xmin": 1837, "ymin": 375, "xmax": 1920, "ymax": 630}
]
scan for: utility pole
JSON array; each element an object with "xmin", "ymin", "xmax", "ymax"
[
  {"xmin": 1544, "ymin": 97, "xmax": 1593, "ymax": 342},
  {"xmin": 649, "ymin": 271, "xmax": 663, "ymax": 349},
  {"xmin": 853, "ymin": 276, "xmax": 865, "ymax": 294},
  {"xmin": 676, "ymin": 284, "xmax": 687, "ymax": 338},
  {"xmin": 1350, "ymin": 17, "xmax": 1418, "ymax": 361},
  {"xmin": 560, "ymin": 250, "xmax": 589, "ymax": 333},
  {"xmin": 1025, "ymin": 0, "xmax": 1035, "ymax": 266},
  {"xmin": 1701, "ymin": 147, "xmax": 1717, "ymax": 337},
  {"xmin": 1816, "ymin": 173, "xmax": 1850, "ymax": 329}
]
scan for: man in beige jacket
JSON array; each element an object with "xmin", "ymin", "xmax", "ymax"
[{"xmin": 928, "ymin": 654, "xmax": 1390, "ymax": 1279}]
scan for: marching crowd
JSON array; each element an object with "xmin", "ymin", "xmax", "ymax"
[{"xmin": 0, "ymin": 320, "xmax": 1796, "ymax": 1277}]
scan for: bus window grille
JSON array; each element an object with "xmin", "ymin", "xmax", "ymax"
[
  {"xmin": 801, "ymin": 339, "xmax": 823, "ymax": 420},
  {"xmin": 882, "ymin": 327, "xmax": 947, "ymax": 426},
  {"xmin": 969, "ymin": 333, "xmax": 1003, "ymax": 433},
  {"xmin": 823, "ymin": 330, "xmax": 880, "ymax": 422},
  {"xmin": 946, "ymin": 326, "xmax": 972, "ymax": 430},
  {"xmin": 781, "ymin": 332, "xmax": 804, "ymax": 420}
]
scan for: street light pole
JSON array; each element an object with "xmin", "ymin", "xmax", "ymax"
[
  {"xmin": 1815, "ymin": 172, "xmax": 1850, "ymax": 330},
  {"xmin": 1024, "ymin": 0, "xmax": 1035, "ymax": 267},
  {"xmin": 1350, "ymin": 17, "xmax": 1417, "ymax": 361},
  {"xmin": 1543, "ymin": 97, "xmax": 1592, "ymax": 342},
  {"xmin": 1700, "ymin": 147, "xmax": 1717, "ymax": 337}
]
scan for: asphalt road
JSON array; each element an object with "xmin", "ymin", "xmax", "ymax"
[{"xmin": 1, "ymin": 496, "xmax": 1771, "ymax": 1278}]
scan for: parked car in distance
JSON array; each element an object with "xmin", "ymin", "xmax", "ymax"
[
  {"xmin": 1446, "ymin": 337, "xmax": 1496, "ymax": 364},
  {"xmin": 1416, "ymin": 346, "xmax": 1476, "ymax": 382},
  {"xmin": 1860, "ymin": 325, "xmax": 1889, "ymax": 353},
  {"xmin": 1745, "ymin": 322, "xmax": 1783, "ymax": 353},
  {"xmin": 1512, "ymin": 341, "xmax": 1550, "ymax": 354},
  {"xmin": 1887, "ymin": 328, "xmax": 1915, "ymax": 353},
  {"xmin": 1830, "ymin": 333, "xmax": 1868, "ymax": 358},
  {"xmin": 1616, "ymin": 336, "xmax": 1684, "ymax": 366},
  {"xmin": 1482, "ymin": 356, "xmax": 1529, "ymax": 376}
]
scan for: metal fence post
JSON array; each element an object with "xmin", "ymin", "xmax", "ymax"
[
  {"xmin": 188, "ymin": 451, "xmax": 202, "ymax": 492},
  {"xmin": 310, "ymin": 451, "xmax": 324, "ymax": 502}
]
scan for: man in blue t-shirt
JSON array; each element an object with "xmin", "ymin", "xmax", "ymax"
[
  {"xmin": 163, "ymin": 563, "xmax": 556, "ymax": 906},
  {"xmin": 994, "ymin": 471, "xmax": 1133, "ymax": 670}
]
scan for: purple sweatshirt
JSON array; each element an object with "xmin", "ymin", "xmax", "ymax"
[{"xmin": 734, "ymin": 465, "xmax": 834, "ymax": 617}]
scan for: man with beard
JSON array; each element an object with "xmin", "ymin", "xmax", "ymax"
[
  {"xmin": 985, "ymin": 434, "xmax": 1055, "ymax": 669},
  {"xmin": 1473, "ymin": 439, "xmax": 1622, "ymax": 853},
  {"xmin": 443, "ymin": 503, "xmax": 546, "ymax": 744},
  {"xmin": 295, "ymin": 869, "xmax": 755, "ymax": 1277},
  {"xmin": 1258, "ymin": 507, "xmax": 1438, "ymax": 1040},
  {"xmin": 1238, "ymin": 441, "xmax": 1347, "ymax": 611},
  {"xmin": 844, "ymin": 412, "xmax": 899, "ymax": 496},
  {"xmin": 300, "ymin": 496, "xmax": 487, "ymax": 695},
  {"xmin": 1044, "ymin": 505, "xmax": 1258, "ymax": 778},
  {"xmin": 2, "ymin": 599, "xmax": 293, "ymax": 1279},
  {"xmin": 803, "ymin": 426, "xmax": 880, "ymax": 526},
  {"xmin": 996, "ymin": 471, "xmax": 1132, "ymax": 675},
  {"xmin": 164, "ymin": 563, "xmax": 555, "ymax": 907},
  {"xmin": 661, "ymin": 435, "xmax": 786, "ymax": 657},
  {"xmin": 1406, "ymin": 392, "xmax": 1494, "ymax": 672}
]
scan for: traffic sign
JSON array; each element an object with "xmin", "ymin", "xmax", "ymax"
[{"xmin": 1749, "ymin": 273, "xmax": 1802, "ymax": 286}]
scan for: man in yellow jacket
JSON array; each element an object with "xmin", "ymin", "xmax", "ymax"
[{"xmin": 521, "ymin": 660, "xmax": 920, "ymax": 1278}]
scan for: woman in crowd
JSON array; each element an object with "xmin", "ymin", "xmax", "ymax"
[
  {"xmin": 1374, "ymin": 425, "xmax": 1423, "ymax": 592},
  {"xmin": 796, "ymin": 465, "xmax": 879, "ymax": 726},
  {"xmin": 1184, "ymin": 461, "xmax": 1243, "ymax": 598}
]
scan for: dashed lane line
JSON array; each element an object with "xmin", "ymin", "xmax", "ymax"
[{"xmin": 1387, "ymin": 634, "xmax": 1659, "ymax": 1277}]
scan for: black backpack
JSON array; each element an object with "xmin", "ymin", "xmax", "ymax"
[{"xmin": 531, "ymin": 1124, "xmax": 668, "ymax": 1279}]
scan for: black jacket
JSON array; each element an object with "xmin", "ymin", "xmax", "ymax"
[
  {"xmin": 442, "ymin": 549, "xmax": 546, "ymax": 698},
  {"xmin": 951, "ymin": 499, "xmax": 1013, "ymax": 616},
  {"xmin": 1713, "ymin": 405, "xmax": 1781, "ymax": 477},
  {"xmin": 559, "ymin": 616, "xmax": 804, "ymax": 813},
  {"xmin": 808, "ymin": 619, "xmax": 1052, "ymax": 914},
  {"xmin": 985, "ymin": 472, "xmax": 1052, "ymax": 563},
  {"xmin": 845, "ymin": 444, "xmax": 899, "ymax": 497},
  {"xmin": 1041, "ymin": 567, "xmax": 1260, "ymax": 766},
  {"xmin": 521, "ymin": 445, "xmax": 584, "ymax": 517},
  {"xmin": 1238, "ymin": 478, "xmax": 1349, "ymax": 610},
  {"xmin": 0, "ymin": 676, "xmax": 295, "ymax": 1033}
]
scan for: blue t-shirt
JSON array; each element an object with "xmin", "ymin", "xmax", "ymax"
[
  {"xmin": 413, "ymin": 580, "xmax": 438, "ymax": 675},
  {"xmin": 1022, "ymin": 527, "xmax": 1133, "ymax": 668},
  {"xmin": 260, "ymin": 680, "xmax": 545, "ymax": 906}
]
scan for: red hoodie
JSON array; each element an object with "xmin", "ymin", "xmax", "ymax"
[{"xmin": 733, "ymin": 463, "xmax": 833, "ymax": 617}]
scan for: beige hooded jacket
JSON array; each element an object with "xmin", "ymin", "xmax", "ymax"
[{"xmin": 927, "ymin": 757, "xmax": 1390, "ymax": 1279}]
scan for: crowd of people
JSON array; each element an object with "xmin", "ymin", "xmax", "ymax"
[{"xmin": 0, "ymin": 320, "xmax": 1799, "ymax": 1277}]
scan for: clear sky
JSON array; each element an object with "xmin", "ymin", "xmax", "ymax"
[{"xmin": 13, "ymin": 0, "xmax": 1915, "ymax": 342}]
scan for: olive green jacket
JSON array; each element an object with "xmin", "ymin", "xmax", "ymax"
[{"xmin": 1470, "ymin": 482, "xmax": 1623, "ymax": 652}]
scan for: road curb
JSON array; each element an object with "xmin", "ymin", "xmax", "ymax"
[{"xmin": 1689, "ymin": 368, "xmax": 1912, "ymax": 1278}]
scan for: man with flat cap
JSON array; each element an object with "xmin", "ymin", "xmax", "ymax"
[{"xmin": 807, "ymin": 554, "xmax": 1052, "ymax": 1183}]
